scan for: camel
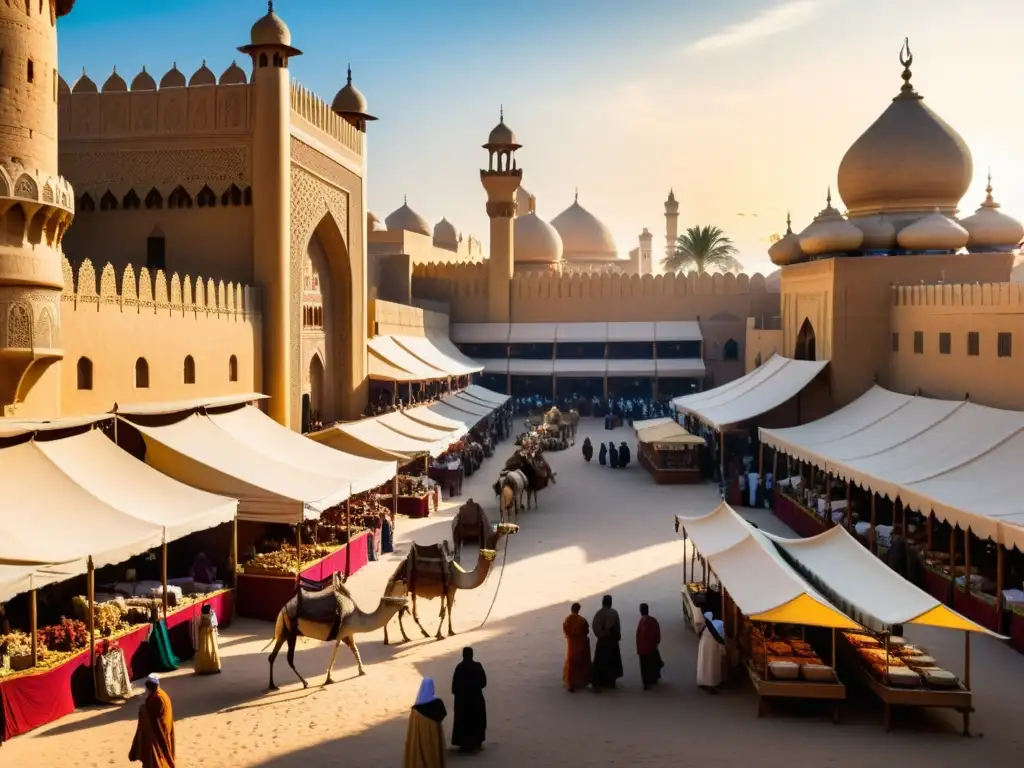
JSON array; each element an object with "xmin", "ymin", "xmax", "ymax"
[
  {"xmin": 504, "ymin": 452, "xmax": 555, "ymax": 508},
  {"xmin": 265, "ymin": 572, "xmax": 408, "ymax": 690},
  {"xmin": 383, "ymin": 521, "xmax": 519, "ymax": 644},
  {"xmin": 499, "ymin": 484, "xmax": 516, "ymax": 523},
  {"xmin": 493, "ymin": 469, "xmax": 528, "ymax": 517}
]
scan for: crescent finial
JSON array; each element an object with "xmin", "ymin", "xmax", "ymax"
[{"xmin": 899, "ymin": 37, "xmax": 912, "ymax": 68}]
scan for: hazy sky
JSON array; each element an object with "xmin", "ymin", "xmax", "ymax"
[{"xmin": 58, "ymin": 0, "xmax": 1024, "ymax": 276}]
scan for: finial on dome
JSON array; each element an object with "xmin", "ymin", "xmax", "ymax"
[
  {"xmin": 347, "ymin": 64, "xmax": 352, "ymax": 85},
  {"xmin": 574, "ymin": 187, "xmax": 578, "ymax": 203},
  {"xmin": 785, "ymin": 211, "xmax": 793, "ymax": 234},
  {"xmin": 826, "ymin": 186, "xmax": 832, "ymax": 208},
  {"xmin": 983, "ymin": 169, "xmax": 999, "ymax": 208},
  {"xmin": 404, "ymin": 194, "xmax": 407, "ymax": 205},
  {"xmin": 268, "ymin": 1, "xmax": 274, "ymax": 12},
  {"xmin": 500, "ymin": 104, "xmax": 504, "ymax": 122},
  {"xmin": 896, "ymin": 37, "xmax": 922, "ymax": 100}
]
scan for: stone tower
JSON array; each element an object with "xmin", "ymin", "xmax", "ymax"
[
  {"xmin": 240, "ymin": 1, "xmax": 300, "ymax": 427},
  {"xmin": 480, "ymin": 109, "xmax": 522, "ymax": 323},
  {"xmin": 638, "ymin": 228, "xmax": 653, "ymax": 275},
  {"xmin": 664, "ymin": 188, "xmax": 679, "ymax": 260},
  {"xmin": 0, "ymin": 0, "xmax": 76, "ymax": 416}
]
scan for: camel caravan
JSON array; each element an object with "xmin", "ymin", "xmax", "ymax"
[{"xmin": 518, "ymin": 406, "xmax": 578, "ymax": 452}]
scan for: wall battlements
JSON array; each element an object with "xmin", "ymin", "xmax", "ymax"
[
  {"xmin": 892, "ymin": 281, "xmax": 1024, "ymax": 310},
  {"xmin": 61, "ymin": 256, "xmax": 261, "ymax": 319},
  {"xmin": 290, "ymin": 80, "xmax": 363, "ymax": 157}
]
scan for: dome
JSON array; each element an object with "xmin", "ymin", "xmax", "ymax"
[
  {"xmin": 483, "ymin": 108, "xmax": 520, "ymax": 149},
  {"xmin": 550, "ymin": 193, "xmax": 618, "ymax": 261},
  {"xmin": 958, "ymin": 174, "xmax": 1023, "ymax": 252},
  {"xmin": 219, "ymin": 61, "xmax": 248, "ymax": 85},
  {"xmin": 159, "ymin": 64, "xmax": 186, "ymax": 89},
  {"xmin": 72, "ymin": 70, "xmax": 97, "ymax": 94},
  {"xmin": 101, "ymin": 68, "xmax": 127, "ymax": 92},
  {"xmin": 837, "ymin": 41, "xmax": 972, "ymax": 217},
  {"xmin": 251, "ymin": 3, "xmax": 290, "ymax": 47},
  {"xmin": 515, "ymin": 212, "xmax": 564, "ymax": 264},
  {"xmin": 331, "ymin": 67, "xmax": 377, "ymax": 121},
  {"xmin": 516, "ymin": 186, "xmax": 536, "ymax": 216},
  {"xmin": 768, "ymin": 214, "xmax": 804, "ymax": 266},
  {"xmin": 852, "ymin": 215, "xmax": 897, "ymax": 250},
  {"xmin": 189, "ymin": 61, "xmax": 216, "ymax": 86},
  {"xmin": 385, "ymin": 199, "xmax": 431, "ymax": 237},
  {"xmin": 130, "ymin": 67, "xmax": 156, "ymax": 91},
  {"xmin": 433, "ymin": 218, "xmax": 458, "ymax": 250},
  {"xmin": 896, "ymin": 208, "xmax": 969, "ymax": 251},
  {"xmin": 367, "ymin": 211, "xmax": 386, "ymax": 232},
  {"xmin": 798, "ymin": 191, "xmax": 864, "ymax": 256}
]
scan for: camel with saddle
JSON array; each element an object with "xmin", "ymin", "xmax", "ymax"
[
  {"xmin": 382, "ymin": 519, "xmax": 519, "ymax": 643},
  {"xmin": 493, "ymin": 450, "xmax": 555, "ymax": 515},
  {"xmin": 265, "ymin": 572, "xmax": 408, "ymax": 690}
]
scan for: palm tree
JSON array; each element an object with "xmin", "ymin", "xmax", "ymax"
[{"xmin": 661, "ymin": 225, "xmax": 743, "ymax": 275}]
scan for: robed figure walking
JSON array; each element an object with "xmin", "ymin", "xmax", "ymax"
[
  {"xmin": 451, "ymin": 648, "xmax": 487, "ymax": 753},
  {"xmin": 598, "ymin": 442, "xmax": 607, "ymax": 466},
  {"xmin": 590, "ymin": 595, "xmax": 623, "ymax": 690},
  {"xmin": 696, "ymin": 612, "xmax": 726, "ymax": 691},
  {"xmin": 608, "ymin": 443, "xmax": 619, "ymax": 469},
  {"xmin": 404, "ymin": 678, "xmax": 447, "ymax": 768},
  {"xmin": 582, "ymin": 438, "xmax": 594, "ymax": 462},
  {"xmin": 562, "ymin": 602, "xmax": 592, "ymax": 691},
  {"xmin": 636, "ymin": 603, "xmax": 663, "ymax": 689},
  {"xmin": 129, "ymin": 675, "xmax": 175, "ymax": 768}
]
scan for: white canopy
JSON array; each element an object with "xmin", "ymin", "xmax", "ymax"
[
  {"xmin": 675, "ymin": 503, "xmax": 860, "ymax": 629},
  {"xmin": 0, "ymin": 563, "xmax": 82, "ymax": 605},
  {"xmin": 393, "ymin": 335, "xmax": 482, "ymax": 376},
  {"xmin": 464, "ymin": 384, "xmax": 510, "ymax": 405},
  {"xmin": 332, "ymin": 417, "xmax": 445, "ymax": 458},
  {"xmin": 0, "ymin": 413, "xmax": 112, "ymax": 439},
  {"xmin": 606, "ymin": 359, "xmax": 656, "ymax": 376},
  {"xmin": 452, "ymin": 321, "xmax": 703, "ymax": 344},
  {"xmin": 508, "ymin": 323, "xmax": 557, "ymax": 343},
  {"xmin": 765, "ymin": 527, "xmax": 998, "ymax": 635},
  {"xmin": 633, "ymin": 417, "xmax": 673, "ymax": 433},
  {"xmin": 375, "ymin": 410, "xmax": 465, "ymax": 445},
  {"xmin": 554, "ymin": 359, "xmax": 608, "ymax": 376},
  {"xmin": 423, "ymin": 401, "xmax": 488, "ymax": 428},
  {"xmin": 654, "ymin": 321, "xmax": 702, "ymax": 341},
  {"xmin": 479, "ymin": 359, "xmax": 509, "ymax": 375},
  {"xmin": 655, "ymin": 359, "xmax": 707, "ymax": 377},
  {"xmin": 126, "ymin": 413, "xmax": 350, "ymax": 523},
  {"xmin": 509, "ymin": 359, "xmax": 554, "ymax": 376},
  {"xmin": 673, "ymin": 354, "xmax": 828, "ymax": 429},
  {"xmin": 555, "ymin": 323, "xmax": 607, "ymax": 342},
  {"xmin": 368, "ymin": 336, "xmax": 447, "ymax": 380},
  {"xmin": 443, "ymin": 393, "xmax": 495, "ymax": 417},
  {"xmin": 403, "ymin": 404, "xmax": 472, "ymax": 432},
  {"xmin": 208, "ymin": 405, "xmax": 396, "ymax": 494},
  {"xmin": 368, "ymin": 349, "xmax": 422, "ymax": 382},
  {"xmin": 115, "ymin": 392, "xmax": 267, "ymax": 416},
  {"xmin": 428, "ymin": 334, "xmax": 489, "ymax": 373}
]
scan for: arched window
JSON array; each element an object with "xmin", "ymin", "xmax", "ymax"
[
  {"xmin": 258, "ymin": 53, "xmax": 268, "ymax": 68},
  {"xmin": 76, "ymin": 356, "xmax": 93, "ymax": 390},
  {"xmin": 100, "ymin": 191, "xmax": 117, "ymax": 211},
  {"xmin": 723, "ymin": 339, "xmax": 739, "ymax": 361},
  {"xmin": 183, "ymin": 355, "xmax": 196, "ymax": 384},
  {"xmin": 795, "ymin": 319, "xmax": 817, "ymax": 361},
  {"xmin": 79, "ymin": 193, "xmax": 96, "ymax": 212},
  {"xmin": 221, "ymin": 184, "xmax": 242, "ymax": 207},
  {"xmin": 134, "ymin": 357, "xmax": 149, "ymax": 388},
  {"xmin": 122, "ymin": 189, "xmax": 141, "ymax": 210},
  {"xmin": 197, "ymin": 185, "xmax": 216, "ymax": 208},
  {"xmin": 144, "ymin": 188, "xmax": 163, "ymax": 209},
  {"xmin": 168, "ymin": 186, "xmax": 192, "ymax": 209},
  {"xmin": 229, "ymin": 354, "xmax": 238, "ymax": 382}
]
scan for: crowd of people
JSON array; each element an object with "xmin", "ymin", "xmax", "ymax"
[
  {"xmin": 512, "ymin": 394, "xmax": 675, "ymax": 422},
  {"xmin": 580, "ymin": 438, "xmax": 632, "ymax": 468}
]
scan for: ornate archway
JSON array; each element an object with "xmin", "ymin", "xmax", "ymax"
[
  {"xmin": 795, "ymin": 318, "xmax": 817, "ymax": 361},
  {"xmin": 308, "ymin": 351, "xmax": 325, "ymax": 424}
]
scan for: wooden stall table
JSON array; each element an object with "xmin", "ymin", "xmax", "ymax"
[
  {"xmin": 744, "ymin": 660, "xmax": 845, "ymax": 722},
  {"xmin": 387, "ymin": 489, "xmax": 440, "ymax": 519},
  {"xmin": 772, "ymin": 493, "xmax": 827, "ymax": 539}
]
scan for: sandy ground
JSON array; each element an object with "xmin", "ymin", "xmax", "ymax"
[{"xmin": 5, "ymin": 419, "xmax": 1023, "ymax": 767}]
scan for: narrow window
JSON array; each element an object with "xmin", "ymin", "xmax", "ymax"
[
  {"xmin": 197, "ymin": 185, "xmax": 216, "ymax": 208},
  {"xmin": 258, "ymin": 53, "xmax": 268, "ymax": 68},
  {"xmin": 79, "ymin": 193, "xmax": 96, "ymax": 212},
  {"xmin": 967, "ymin": 331, "xmax": 980, "ymax": 357},
  {"xmin": 998, "ymin": 332, "xmax": 1012, "ymax": 358},
  {"xmin": 229, "ymin": 355, "xmax": 238, "ymax": 382},
  {"xmin": 723, "ymin": 338, "xmax": 739, "ymax": 361},
  {"xmin": 100, "ymin": 190, "xmax": 117, "ymax": 211},
  {"xmin": 913, "ymin": 331, "xmax": 923, "ymax": 354},
  {"xmin": 891, "ymin": 332, "xmax": 899, "ymax": 353},
  {"xmin": 144, "ymin": 188, "xmax": 163, "ymax": 209},
  {"xmin": 76, "ymin": 357, "xmax": 93, "ymax": 390},
  {"xmin": 939, "ymin": 332, "xmax": 951, "ymax": 355},
  {"xmin": 146, "ymin": 234, "xmax": 166, "ymax": 273},
  {"xmin": 183, "ymin": 355, "xmax": 196, "ymax": 384},
  {"xmin": 122, "ymin": 189, "xmax": 141, "ymax": 210},
  {"xmin": 135, "ymin": 357, "xmax": 150, "ymax": 388},
  {"xmin": 26, "ymin": 59, "xmax": 34, "ymax": 83}
]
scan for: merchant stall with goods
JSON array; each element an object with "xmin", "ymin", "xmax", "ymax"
[
  {"xmin": 674, "ymin": 503, "xmax": 854, "ymax": 722},
  {"xmin": 672, "ymin": 354, "xmax": 829, "ymax": 504},
  {"xmin": 760, "ymin": 386, "xmax": 1024, "ymax": 646},
  {"xmin": 636, "ymin": 420, "xmax": 705, "ymax": 484},
  {"xmin": 0, "ymin": 416, "xmax": 238, "ymax": 742}
]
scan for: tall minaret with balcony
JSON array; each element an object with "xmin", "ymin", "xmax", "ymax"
[
  {"xmin": 0, "ymin": 0, "xmax": 76, "ymax": 415},
  {"xmin": 664, "ymin": 188, "xmax": 679, "ymax": 260},
  {"xmin": 480, "ymin": 108, "xmax": 523, "ymax": 323},
  {"xmin": 239, "ymin": 1, "xmax": 300, "ymax": 427}
]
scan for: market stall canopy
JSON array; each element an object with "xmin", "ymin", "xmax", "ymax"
[
  {"xmin": 554, "ymin": 359, "xmax": 608, "ymax": 376},
  {"xmin": 508, "ymin": 323, "xmax": 557, "ymax": 343},
  {"xmin": 0, "ymin": 563, "xmax": 81, "ymax": 605},
  {"xmin": 479, "ymin": 359, "xmax": 509, "ymax": 375},
  {"xmin": 368, "ymin": 336, "xmax": 447, "ymax": 380},
  {"xmin": 606, "ymin": 359, "xmax": 656, "ymax": 376},
  {"xmin": 759, "ymin": 386, "xmax": 1024, "ymax": 551},
  {"xmin": 555, "ymin": 323, "xmax": 606, "ymax": 342},
  {"xmin": 207, "ymin": 405, "xmax": 396, "ymax": 494},
  {"xmin": 392, "ymin": 334, "xmax": 482, "ymax": 376},
  {"xmin": 633, "ymin": 417, "xmax": 673, "ymax": 434},
  {"xmin": 0, "ymin": 413, "xmax": 112, "ymax": 439},
  {"xmin": 423, "ymin": 401, "xmax": 489, "ymax": 429},
  {"xmin": 444, "ymin": 393, "xmax": 496, "ymax": 417},
  {"xmin": 765, "ymin": 526, "xmax": 1000, "ymax": 636},
  {"xmin": 672, "ymin": 354, "xmax": 828, "ymax": 429},
  {"xmin": 114, "ymin": 392, "xmax": 267, "ymax": 416},
  {"xmin": 654, "ymin": 321, "xmax": 703, "ymax": 341},
  {"xmin": 368, "ymin": 349, "xmax": 421, "ymax": 383},
  {"xmin": 464, "ymin": 385, "xmax": 510, "ymax": 406},
  {"xmin": 637, "ymin": 421, "xmax": 705, "ymax": 447},
  {"xmin": 322, "ymin": 417, "xmax": 445, "ymax": 458},
  {"xmin": 675, "ymin": 503, "xmax": 861, "ymax": 629},
  {"xmin": 124, "ymin": 413, "xmax": 350, "ymax": 523},
  {"xmin": 375, "ymin": 410, "xmax": 465, "ymax": 445},
  {"xmin": 403, "ymin": 404, "xmax": 472, "ymax": 432}
]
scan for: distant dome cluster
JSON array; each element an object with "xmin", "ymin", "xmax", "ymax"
[
  {"xmin": 771, "ymin": 41, "xmax": 1023, "ymax": 266},
  {"xmin": 376, "ymin": 199, "xmax": 466, "ymax": 253}
]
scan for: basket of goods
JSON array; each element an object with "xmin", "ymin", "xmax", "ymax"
[
  {"xmin": 884, "ymin": 666, "xmax": 923, "ymax": 688},
  {"xmin": 767, "ymin": 639, "xmax": 793, "ymax": 656},
  {"xmin": 767, "ymin": 657, "xmax": 800, "ymax": 680},
  {"xmin": 843, "ymin": 631, "xmax": 881, "ymax": 649},
  {"xmin": 73, "ymin": 596, "xmax": 130, "ymax": 637},
  {"xmin": 686, "ymin": 582, "xmax": 707, "ymax": 604},
  {"xmin": 0, "ymin": 631, "xmax": 35, "ymax": 672},
  {"xmin": 799, "ymin": 659, "xmax": 837, "ymax": 683},
  {"xmin": 918, "ymin": 667, "xmax": 958, "ymax": 689},
  {"xmin": 789, "ymin": 640, "xmax": 817, "ymax": 658}
]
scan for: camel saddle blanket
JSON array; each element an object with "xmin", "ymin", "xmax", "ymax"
[
  {"xmin": 288, "ymin": 584, "xmax": 352, "ymax": 624},
  {"xmin": 409, "ymin": 542, "xmax": 454, "ymax": 587}
]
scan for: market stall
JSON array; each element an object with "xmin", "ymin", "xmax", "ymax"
[
  {"xmin": 636, "ymin": 421, "xmax": 705, "ymax": 484},
  {"xmin": 674, "ymin": 503, "xmax": 856, "ymax": 721},
  {"xmin": 381, "ymin": 474, "xmax": 441, "ymax": 518}
]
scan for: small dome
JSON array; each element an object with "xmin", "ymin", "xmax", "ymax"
[
  {"xmin": 385, "ymin": 199, "xmax": 431, "ymax": 237},
  {"xmin": 72, "ymin": 70, "xmax": 97, "ymax": 93},
  {"xmin": 837, "ymin": 41, "xmax": 972, "ymax": 217},
  {"xmin": 130, "ymin": 67, "xmax": 156, "ymax": 91},
  {"xmin": 159, "ymin": 64, "xmax": 186, "ymax": 89},
  {"xmin": 101, "ymin": 68, "xmax": 127, "ymax": 92},
  {"xmin": 798, "ymin": 192, "xmax": 864, "ymax": 256},
  {"xmin": 219, "ymin": 61, "xmax": 248, "ymax": 85},
  {"xmin": 57, "ymin": 74, "xmax": 71, "ymax": 94},
  {"xmin": 852, "ymin": 215, "xmax": 897, "ymax": 250},
  {"xmin": 250, "ymin": 4, "xmax": 292, "ymax": 48},
  {"xmin": 331, "ymin": 67, "xmax": 377, "ymax": 121},
  {"xmin": 515, "ymin": 212, "xmax": 564, "ymax": 264},
  {"xmin": 367, "ymin": 211, "xmax": 386, "ymax": 232},
  {"xmin": 516, "ymin": 186, "xmax": 536, "ymax": 216},
  {"xmin": 550, "ymin": 193, "xmax": 618, "ymax": 262},
  {"xmin": 896, "ymin": 208, "xmax": 969, "ymax": 251},
  {"xmin": 958, "ymin": 175, "xmax": 1024, "ymax": 252},
  {"xmin": 189, "ymin": 61, "xmax": 216, "ymax": 86},
  {"xmin": 433, "ymin": 218, "xmax": 458, "ymax": 249},
  {"xmin": 768, "ymin": 214, "xmax": 804, "ymax": 266},
  {"xmin": 484, "ymin": 108, "xmax": 520, "ymax": 149}
]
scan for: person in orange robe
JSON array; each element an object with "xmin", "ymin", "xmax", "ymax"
[
  {"xmin": 562, "ymin": 602, "xmax": 592, "ymax": 692},
  {"xmin": 129, "ymin": 675, "xmax": 175, "ymax": 768}
]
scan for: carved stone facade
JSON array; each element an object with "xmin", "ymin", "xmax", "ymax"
[
  {"xmin": 486, "ymin": 201, "xmax": 517, "ymax": 218},
  {"xmin": 0, "ymin": 289, "xmax": 62, "ymax": 351}
]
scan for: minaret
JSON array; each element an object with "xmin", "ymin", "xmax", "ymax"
[
  {"xmin": 0, "ymin": 0, "xmax": 76, "ymax": 416},
  {"xmin": 664, "ymin": 188, "xmax": 679, "ymax": 260},
  {"xmin": 638, "ymin": 228, "xmax": 653, "ymax": 275},
  {"xmin": 480, "ymin": 107, "xmax": 523, "ymax": 323},
  {"xmin": 240, "ymin": 1, "xmax": 301, "ymax": 427}
]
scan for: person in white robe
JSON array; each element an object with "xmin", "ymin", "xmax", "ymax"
[
  {"xmin": 696, "ymin": 611, "xmax": 725, "ymax": 691},
  {"xmin": 747, "ymin": 471, "xmax": 759, "ymax": 507}
]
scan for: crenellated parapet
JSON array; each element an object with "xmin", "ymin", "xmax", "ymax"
[
  {"xmin": 58, "ymin": 62, "xmax": 252, "ymax": 141},
  {"xmin": 60, "ymin": 257, "xmax": 261, "ymax": 318},
  {"xmin": 290, "ymin": 80, "xmax": 363, "ymax": 157},
  {"xmin": 892, "ymin": 281, "xmax": 1024, "ymax": 309}
]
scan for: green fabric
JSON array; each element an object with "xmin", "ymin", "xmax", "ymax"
[{"xmin": 150, "ymin": 620, "xmax": 180, "ymax": 672}]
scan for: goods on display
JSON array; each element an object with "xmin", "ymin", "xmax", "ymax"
[
  {"xmin": 242, "ymin": 542, "xmax": 342, "ymax": 576},
  {"xmin": 842, "ymin": 631, "xmax": 961, "ymax": 690},
  {"xmin": 747, "ymin": 624, "xmax": 837, "ymax": 683}
]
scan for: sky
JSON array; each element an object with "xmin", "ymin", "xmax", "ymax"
[{"xmin": 58, "ymin": 0, "xmax": 1024, "ymax": 277}]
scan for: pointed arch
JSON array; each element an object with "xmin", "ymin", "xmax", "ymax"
[
  {"xmin": 78, "ymin": 193, "xmax": 96, "ymax": 212},
  {"xmin": 100, "ymin": 190, "xmax": 118, "ymax": 211},
  {"xmin": 122, "ymin": 189, "xmax": 141, "ymax": 210},
  {"xmin": 197, "ymin": 185, "xmax": 216, "ymax": 208},
  {"xmin": 795, "ymin": 318, "xmax": 817, "ymax": 361},
  {"xmin": 168, "ymin": 186, "xmax": 192, "ymax": 209},
  {"xmin": 145, "ymin": 188, "xmax": 163, "ymax": 209},
  {"xmin": 723, "ymin": 338, "xmax": 739, "ymax": 361},
  {"xmin": 77, "ymin": 357, "xmax": 93, "ymax": 390},
  {"xmin": 221, "ymin": 184, "xmax": 242, "ymax": 207},
  {"xmin": 228, "ymin": 354, "xmax": 238, "ymax": 382}
]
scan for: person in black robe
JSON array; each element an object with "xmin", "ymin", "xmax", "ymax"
[
  {"xmin": 608, "ymin": 442, "xmax": 619, "ymax": 468},
  {"xmin": 598, "ymin": 442, "xmax": 607, "ymax": 466},
  {"xmin": 450, "ymin": 647, "xmax": 487, "ymax": 753},
  {"xmin": 618, "ymin": 442, "xmax": 631, "ymax": 467},
  {"xmin": 582, "ymin": 438, "xmax": 593, "ymax": 462},
  {"xmin": 590, "ymin": 595, "xmax": 623, "ymax": 691}
]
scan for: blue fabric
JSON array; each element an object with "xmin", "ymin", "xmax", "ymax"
[{"xmin": 415, "ymin": 677, "xmax": 436, "ymax": 705}]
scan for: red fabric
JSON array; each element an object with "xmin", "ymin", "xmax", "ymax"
[
  {"xmin": 771, "ymin": 494, "xmax": 827, "ymax": 539},
  {"xmin": 636, "ymin": 616, "xmax": 661, "ymax": 656},
  {"xmin": 952, "ymin": 588, "xmax": 1000, "ymax": 632},
  {"xmin": 1010, "ymin": 611, "xmax": 1024, "ymax": 654},
  {"xmin": 397, "ymin": 494, "xmax": 433, "ymax": 518}
]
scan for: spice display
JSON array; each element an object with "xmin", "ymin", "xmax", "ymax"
[{"xmin": 241, "ymin": 543, "xmax": 341, "ymax": 575}]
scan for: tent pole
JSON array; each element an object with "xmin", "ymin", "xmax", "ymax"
[
  {"xmin": 231, "ymin": 515, "xmax": 239, "ymax": 622},
  {"xmin": 926, "ymin": 513, "xmax": 933, "ymax": 553},
  {"xmin": 831, "ymin": 627, "xmax": 836, "ymax": 669},
  {"xmin": 161, "ymin": 539, "xmax": 169, "ymax": 619},
  {"xmin": 344, "ymin": 498, "xmax": 352, "ymax": 578},
  {"xmin": 719, "ymin": 430, "xmax": 726, "ymax": 499},
  {"xmin": 29, "ymin": 588, "xmax": 38, "ymax": 668},
  {"xmin": 869, "ymin": 494, "xmax": 877, "ymax": 554},
  {"xmin": 825, "ymin": 474, "xmax": 832, "ymax": 528},
  {"xmin": 88, "ymin": 556, "xmax": 96, "ymax": 697},
  {"xmin": 296, "ymin": 524, "xmax": 302, "ymax": 583},
  {"xmin": 996, "ymin": 544, "xmax": 1005, "ymax": 625},
  {"xmin": 963, "ymin": 527, "xmax": 972, "ymax": 598},
  {"xmin": 949, "ymin": 524, "xmax": 957, "ymax": 605},
  {"xmin": 682, "ymin": 530, "xmax": 688, "ymax": 585},
  {"xmin": 391, "ymin": 473, "xmax": 399, "ymax": 535},
  {"xmin": 845, "ymin": 481, "xmax": 852, "ymax": 532}
]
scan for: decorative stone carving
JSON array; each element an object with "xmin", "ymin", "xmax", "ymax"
[
  {"xmin": 193, "ymin": 276, "xmax": 205, "ymax": 309},
  {"xmin": 77, "ymin": 259, "xmax": 98, "ymax": 297},
  {"xmin": 206, "ymin": 278, "xmax": 217, "ymax": 311},
  {"xmin": 62, "ymin": 257, "xmax": 75, "ymax": 294},
  {"xmin": 154, "ymin": 270, "xmax": 169, "ymax": 305},
  {"xmin": 138, "ymin": 267, "xmax": 154, "ymax": 304},
  {"xmin": 291, "ymin": 137, "xmax": 353, "ymax": 189},
  {"xmin": 6, "ymin": 304, "xmax": 32, "ymax": 348},
  {"xmin": 35, "ymin": 308, "xmax": 54, "ymax": 349},
  {"xmin": 486, "ymin": 201, "xmax": 516, "ymax": 218},
  {"xmin": 99, "ymin": 263, "xmax": 118, "ymax": 301},
  {"xmin": 170, "ymin": 273, "xmax": 183, "ymax": 306},
  {"xmin": 183, "ymin": 275, "xmax": 194, "ymax": 307},
  {"xmin": 59, "ymin": 147, "xmax": 249, "ymax": 193},
  {"xmin": 14, "ymin": 175, "xmax": 38, "ymax": 200}
]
